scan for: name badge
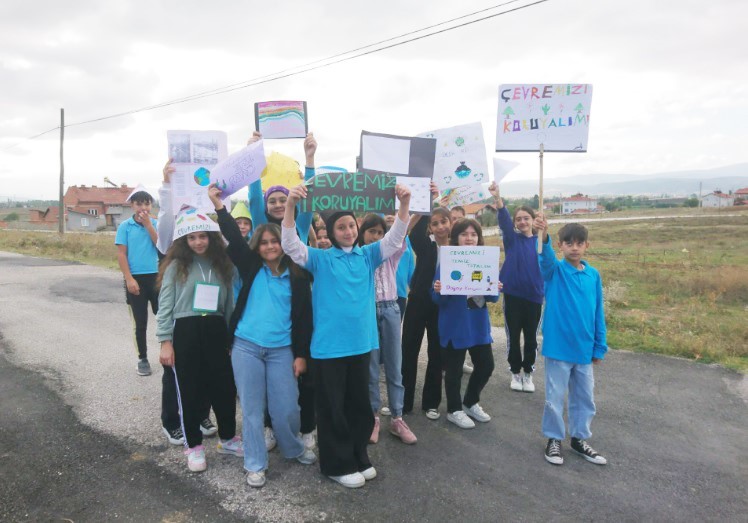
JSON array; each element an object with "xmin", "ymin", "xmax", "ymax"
[{"xmin": 193, "ymin": 282, "xmax": 220, "ymax": 313}]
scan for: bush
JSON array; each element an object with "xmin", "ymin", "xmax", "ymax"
[{"xmin": 3, "ymin": 212, "xmax": 20, "ymax": 221}]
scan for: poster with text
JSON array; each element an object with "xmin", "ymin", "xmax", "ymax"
[
  {"xmin": 167, "ymin": 130, "xmax": 229, "ymax": 213},
  {"xmin": 439, "ymin": 246, "xmax": 501, "ymax": 296},
  {"xmin": 300, "ymin": 171, "xmax": 396, "ymax": 214},
  {"xmin": 495, "ymin": 84, "xmax": 593, "ymax": 152},
  {"xmin": 418, "ymin": 122, "xmax": 488, "ymax": 190},
  {"xmin": 255, "ymin": 101, "xmax": 308, "ymax": 139},
  {"xmin": 360, "ymin": 131, "xmax": 436, "ymax": 214},
  {"xmin": 440, "ymin": 182, "xmax": 492, "ymax": 209},
  {"xmin": 210, "ymin": 140, "xmax": 266, "ymax": 197}
]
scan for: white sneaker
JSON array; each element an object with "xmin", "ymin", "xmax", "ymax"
[
  {"xmin": 447, "ymin": 410, "xmax": 475, "ymax": 429},
  {"xmin": 301, "ymin": 431, "xmax": 316, "ymax": 450},
  {"xmin": 425, "ymin": 409, "xmax": 440, "ymax": 420},
  {"xmin": 463, "ymin": 403, "xmax": 491, "ymax": 423},
  {"xmin": 361, "ymin": 466, "xmax": 377, "ymax": 481},
  {"xmin": 463, "ymin": 362, "xmax": 474, "ymax": 374},
  {"xmin": 264, "ymin": 427, "xmax": 277, "ymax": 451},
  {"xmin": 511, "ymin": 373, "xmax": 523, "ymax": 391},
  {"xmin": 522, "ymin": 373, "xmax": 535, "ymax": 393},
  {"xmin": 246, "ymin": 470, "xmax": 266, "ymax": 488},
  {"xmin": 185, "ymin": 445, "xmax": 207, "ymax": 473},
  {"xmin": 329, "ymin": 472, "xmax": 366, "ymax": 488},
  {"xmin": 379, "ymin": 406, "xmax": 391, "ymax": 416},
  {"xmin": 296, "ymin": 447, "xmax": 317, "ymax": 465}
]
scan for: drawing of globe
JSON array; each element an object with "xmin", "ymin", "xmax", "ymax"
[
  {"xmin": 193, "ymin": 167, "xmax": 211, "ymax": 186},
  {"xmin": 450, "ymin": 270, "xmax": 462, "ymax": 281}
]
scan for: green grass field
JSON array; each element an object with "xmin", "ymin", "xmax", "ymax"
[
  {"xmin": 486, "ymin": 210, "xmax": 748, "ymax": 372},
  {"xmin": 2, "ymin": 210, "xmax": 747, "ymax": 371}
]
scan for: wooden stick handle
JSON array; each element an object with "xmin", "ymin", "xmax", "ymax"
[{"xmin": 537, "ymin": 143, "xmax": 544, "ymax": 254}]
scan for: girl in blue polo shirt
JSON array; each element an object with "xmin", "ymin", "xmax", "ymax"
[
  {"xmin": 488, "ymin": 181, "xmax": 544, "ymax": 393},
  {"xmin": 281, "ymin": 183, "xmax": 411, "ymax": 489},
  {"xmin": 431, "ymin": 218, "xmax": 499, "ymax": 430}
]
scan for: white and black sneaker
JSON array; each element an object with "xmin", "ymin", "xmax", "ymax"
[
  {"xmin": 570, "ymin": 438, "xmax": 608, "ymax": 465},
  {"xmin": 162, "ymin": 426, "xmax": 185, "ymax": 446},
  {"xmin": 544, "ymin": 438, "xmax": 563, "ymax": 465},
  {"xmin": 200, "ymin": 418, "xmax": 218, "ymax": 437}
]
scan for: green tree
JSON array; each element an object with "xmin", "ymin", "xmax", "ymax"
[
  {"xmin": 683, "ymin": 197, "xmax": 699, "ymax": 208},
  {"xmin": 3, "ymin": 212, "xmax": 19, "ymax": 221}
]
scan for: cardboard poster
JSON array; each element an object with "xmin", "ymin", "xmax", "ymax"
[
  {"xmin": 360, "ymin": 130, "xmax": 436, "ymax": 214},
  {"xmin": 167, "ymin": 130, "xmax": 229, "ymax": 213},
  {"xmin": 495, "ymin": 84, "xmax": 593, "ymax": 152},
  {"xmin": 210, "ymin": 140, "xmax": 266, "ymax": 197},
  {"xmin": 261, "ymin": 152, "xmax": 303, "ymax": 191},
  {"xmin": 440, "ymin": 182, "xmax": 492, "ymax": 208},
  {"xmin": 300, "ymin": 172, "xmax": 396, "ymax": 214},
  {"xmin": 255, "ymin": 101, "xmax": 308, "ymax": 139},
  {"xmin": 418, "ymin": 122, "xmax": 489, "ymax": 190},
  {"xmin": 439, "ymin": 246, "xmax": 501, "ymax": 296}
]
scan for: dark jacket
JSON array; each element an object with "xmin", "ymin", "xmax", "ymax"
[
  {"xmin": 216, "ymin": 207, "xmax": 312, "ymax": 359},
  {"xmin": 407, "ymin": 215, "xmax": 439, "ymax": 305}
]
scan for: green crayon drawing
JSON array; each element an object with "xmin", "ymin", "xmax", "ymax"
[
  {"xmin": 503, "ymin": 106, "xmax": 515, "ymax": 119},
  {"xmin": 575, "ymin": 103, "xmax": 584, "ymax": 113},
  {"xmin": 541, "ymin": 104, "xmax": 551, "ymax": 115}
]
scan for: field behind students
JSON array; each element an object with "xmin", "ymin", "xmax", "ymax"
[
  {"xmin": 2, "ymin": 211, "xmax": 747, "ymax": 371},
  {"xmin": 486, "ymin": 211, "xmax": 748, "ymax": 372}
]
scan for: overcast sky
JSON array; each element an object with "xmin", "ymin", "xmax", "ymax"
[{"xmin": 1, "ymin": 0, "xmax": 745, "ymax": 200}]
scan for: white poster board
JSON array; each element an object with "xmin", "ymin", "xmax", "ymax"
[
  {"xmin": 493, "ymin": 157, "xmax": 520, "ymax": 184},
  {"xmin": 440, "ymin": 182, "xmax": 492, "ymax": 208},
  {"xmin": 418, "ymin": 122, "xmax": 489, "ymax": 190},
  {"xmin": 167, "ymin": 130, "xmax": 229, "ymax": 213},
  {"xmin": 439, "ymin": 246, "xmax": 500, "ymax": 296},
  {"xmin": 495, "ymin": 84, "xmax": 593, "ymax": 152}
]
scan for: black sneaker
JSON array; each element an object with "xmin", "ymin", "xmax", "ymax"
[
  {"xmin": 570, "ymin": 438, "xmax": 607, "ymax": 465},
  {"xmin": 544, "ymin": 438, "xmax": 563, "ymax": 465},
  {"xmin": 137, "ymin": 358, "xmax": 151, "ymax": 376},
  {"xmin": 200, "ymin": 418, "xmax": 218, "ymax": 437},
  {"xmin": 162, "ymin": 426, "xmax": 185, "ymax": 445}
]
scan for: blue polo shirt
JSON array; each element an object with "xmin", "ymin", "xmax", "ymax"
[
  {"xmin": 115, "ymin": 217, "xmax": 158, "ymax": 275},
  {"xmin": 235, "ymin": 265, "xmax": 292, "ymax": 348},
  {"xmin": 539, "ymin": 235, "xmax": 608, "ymax": 364},
  {"xmin": 396, "ymin": 237, "xmax": 415, "ymax": 299},
  {"xmin": 305, "ymin": 243, "xmax": 383, "ymax": 359}
]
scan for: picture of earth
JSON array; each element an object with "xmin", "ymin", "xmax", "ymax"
[{"xmin": 193, "ymin": 167, "xmax": 211, "ymax": 186}]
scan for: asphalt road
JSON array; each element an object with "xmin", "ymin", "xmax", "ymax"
[{"xmin": 0, "ymin": 251, "xmax": 746, "ymax": 522}]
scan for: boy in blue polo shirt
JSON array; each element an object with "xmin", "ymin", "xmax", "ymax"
[
  {"xmin": 535, "ymin": 215, "xmax": 608, "ymax": 466},
  {"xmin": 115, "ymin": 186, "xmax": 159, "ymax": 376}
]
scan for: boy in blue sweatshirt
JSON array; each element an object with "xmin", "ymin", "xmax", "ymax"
[{"xmin": 536, "ymin": 215, "xmax": 608, "ymax": 466}]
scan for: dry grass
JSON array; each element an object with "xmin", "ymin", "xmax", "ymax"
[{"xmin": 0, "ymin": 230, "xmax": 119, "ymax": 270}]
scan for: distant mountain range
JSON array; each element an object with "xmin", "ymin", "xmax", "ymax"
[{"xmin": 500, "ymin": 163, "xmax": 748, "ymax": 197}]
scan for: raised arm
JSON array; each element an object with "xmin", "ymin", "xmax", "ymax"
[
  {"xmin": 536, "ymin": 214, "xmax": 557, "ymax": 280},
  {"xmin": 379, "ymin": 184, "xmax": 411, "ymax": 260},
  {"xmin": 246, "ymin": 132, "xmax": 267, "ymax": 226},
  {"xmin": 281, "ymin": 184, "xmax": 310, "ymax": 267},
  {"xmin": 156, "ymin": 159, "xmax": 175, "ymax": 254},
  {"xmin": 490, "ymin": 182, "xmax": 514, "ymax": 247},
  {"xmin": 209, "ymin": 184, "xmax": 259, "ymax": 270}
]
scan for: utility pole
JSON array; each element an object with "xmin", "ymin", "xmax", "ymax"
[{"xmin": 58, "ymin": 108, "xmax": 65, "ymax": 235}]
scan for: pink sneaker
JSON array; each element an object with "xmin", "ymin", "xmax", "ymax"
[
  {"xmin": 390, "ymin": 417, "xmax": 417, "ymax": 444},
  {"xmin": 369, "ymin": 416, "xmax": 380, "ymax": 444},
  {"xmin": 185, "ymin": 445, "xmax": 207, "ymax": 473}
]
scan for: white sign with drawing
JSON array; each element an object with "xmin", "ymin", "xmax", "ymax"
[
  {"xmin": 418, "ymin": 122, "xmax": 489, "ymax": 190},
  {"xmin": 167, "ymin": 130, "xmax": 229, "ymax": 213},
  {"xmin": 495, "ymin": 84, "xmax": 593, "ymax": 152},
  {"xmin": 210, "ymin": 140, "xmax": 266, "ymax": 197},
  {"xmin": 441, "ymin": 182, "xmax": 492, "ymax": 209},
  {"xmin": 439, "ymin": 246, "xmax": 501, "ymax": 296}
]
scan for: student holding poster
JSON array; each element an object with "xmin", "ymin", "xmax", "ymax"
[
  {"xmin": 281, "ymin": 181, "xmax": 412, "ymax": 489},
  {"xmin": 431, "ymin": 219, "xmax": 499, "ymax": 430},
  {"xmin": 488, "ymin": 182, "xmax": 545, "ymax": 393}
]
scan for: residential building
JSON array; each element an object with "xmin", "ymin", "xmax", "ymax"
[
  {"xmin": 561, "ymin": 194, "xmax": 598, "ymax": 215},
  {"xmin": 700, "ymin": 191, "xmax": 735, "ymax": 208},
  {"xmin": 63, "ymin": 185, "xmax": 134, "ymax": 229}
]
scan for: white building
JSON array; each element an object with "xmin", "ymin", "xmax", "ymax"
[
  {"xmin": 700, "ymin": 192, "xmax": 734, "ymax": 208},
  {"xmin": 561, "ymin": 194, "xmax": 598, "ymax": 215}
]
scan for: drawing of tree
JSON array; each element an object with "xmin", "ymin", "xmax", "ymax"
[
  {"xmin": 503, "ymin": 106, "xmax": 515, "ymax": 119},
  {"xmin": 541, "ymin": 104, "xmax": 551, "ymax": 115},
  {"xmin": 575, "ymin": 103, "xmax": 584, "ymax": 113}
]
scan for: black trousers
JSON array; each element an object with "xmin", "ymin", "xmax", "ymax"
[
  {"xmin": 396, "ymin": 296, "xmax": 407, "ymax": 321},
  {"xmin": 171, "ymin": 316, "xmax": 237, "ymax": 448},
  {"xmin": 442, "ymin": 344, "xmax": 495, "ymax": 413},
  {"xmin": 401, "ymin": 294, "xmax": 442, "ymax": 413},
  {"xmin": 124, "ymin": 273, "xmax": 159, "ymax": 360},
  {"xmin": 503, "ymin": 294, "xmax": 543, "ymax": 374},
  {"xmin": 313, "ymin": 353, "xmax": 373, "ymax": 477},
  {"xmin": 161, "ymin": 366, "xmax": 211, "ymax": 432},
  {"xmin": 264, "ymin": 369, "xmax": 316, "ymax": 434}
]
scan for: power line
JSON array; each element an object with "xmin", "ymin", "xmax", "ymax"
[{"xmin": 3, "ymin": 0, "xmax": 550, "ymax": 150}]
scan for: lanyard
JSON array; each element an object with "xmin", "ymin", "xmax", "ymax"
[{"xmin": 196, "ymin": 262, "xmax": 212, "ymax": 284}]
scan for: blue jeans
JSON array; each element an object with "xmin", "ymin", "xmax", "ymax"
[
  {"xmin": 369, "ymin": 301, "xmax": 406, "ymax": 417},
  {"xmin": 542, "ymin": 357, "xmax": 596, "ymax": 440},
  {"xmin": 232, "ymin": 337, "xmax": 303, "ymax": 472}
]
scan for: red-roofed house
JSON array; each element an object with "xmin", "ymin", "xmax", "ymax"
[
  {"xmin": 735, "ymin": 187, "xmax": 748, "ymax": 197},
  {"xmin": 63, "ymin": 185, "xmax": 134, "ymax": 229},
  {"xmin": 700, "ymin": 191, "xmax": 735, "ymax": 208},
  {"xmin": 561, "ymin": 194, "xmax": 598, "ymax": 215}
]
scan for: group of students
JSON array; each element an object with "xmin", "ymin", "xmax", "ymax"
[{"xmin": 114, "ymin": 131, "xmax": 609, "ymax": 490}]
